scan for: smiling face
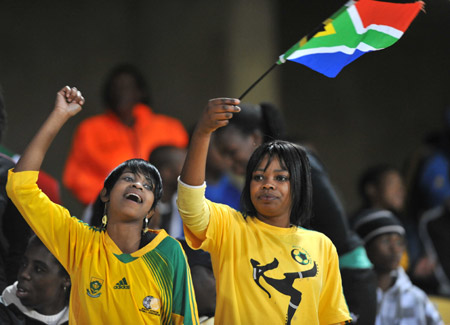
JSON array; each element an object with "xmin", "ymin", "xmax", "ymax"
[
  {"xmin": 250, "ymin": 155, "xmax": 292, "ymax": 227},
  {"xmin": 16, "ymin": 243, "xmax": 69, "ymax": 315},
  {"xmin": 103, "ymin": 169, "xmax": 156, "ymax": 223}
]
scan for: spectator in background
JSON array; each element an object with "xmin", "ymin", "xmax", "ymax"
[
  {"xmin": 0, "ymin": 235, "xmax": 71, "ymax": 325},
  {"xmin": 352, "ymin": 209, "xmax": 443, "ymax": 325},
  {"xmin": 355, "ymin": 164, "xmax": 406, "ymax": 216},
  {"xmin": 0, "ymin": 88, "xmax": 61, "ymax": 291},
  {"xmin": 204, "ymin": 134, "xmax": 241, "ymax": 210},
  {"xmin": 63, "ymin": 64, "xmax": 188, "ymax": 206},
  {"xmin": 149, "ymin": 145, "xmax": 186, "ymax": 238}
]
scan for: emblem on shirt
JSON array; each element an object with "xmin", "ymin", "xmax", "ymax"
[
  {"xmin": 250, "ymin": 248, "xmax": 318, "ymax": 325},
  {"xmin": 114, "ymin": 277, "xmax": 130, "ymax": 289},
  {"xmin": 139, "ymin": 296, "xmax": 161, "ymax": 316},
  {"xmin": 86, "ymin": 277, "xmax": 104, "ymax": 298}
]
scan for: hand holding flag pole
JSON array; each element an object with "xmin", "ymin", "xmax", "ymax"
[{"xmin": 239, "ymin": 0, "xmax": 423, "ymax": 100}]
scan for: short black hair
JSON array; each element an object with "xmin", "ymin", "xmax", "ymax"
[
  {"xmin": 241, "ymin": 140, "xmax": 313, "ymax": 227},
  {"xmin": 358, "ymin": 164, "xmax": 398, "ymax": 206},
  {"xmin": 103, "ymin": 158, "xmax": 163, "ymax": 210},
  {"xmin": 27, "ymin": 235, "xmax": 71, "ymax": 303},
  {"xmin": 215, "ymin": 102, "xmax": 287, "ymax": 143},
  {"xmin": 101, "ymin": 63, "xmax": 151, "ymax": 109}
]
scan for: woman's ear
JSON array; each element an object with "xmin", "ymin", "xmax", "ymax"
[
  {"xmin": 100, "ymin": 188, "xmax": 109, "ymax": 203},
  {"xmin": 63, "ymin": 277, "xmax": 71, "ymax": 290}
]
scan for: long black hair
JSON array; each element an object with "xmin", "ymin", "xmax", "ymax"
[{"xmin": 241, "ymin": 140, "xmax": 313, "ymax": 227}]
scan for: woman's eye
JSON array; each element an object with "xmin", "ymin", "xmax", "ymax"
[
  {"xmin": 253, "ymin": 175, "xmax": 263, "ymax": 181},
  {"xmin": 124, "ymin": 176, "xmax": 133, "ymax": 182},
  {"xmin": 276, "ymin": 175, "xmax": 289, "ymax": 182},
  {"xmin": 144, "ymin": 184, "xmax": 152, "ymax": 190}
]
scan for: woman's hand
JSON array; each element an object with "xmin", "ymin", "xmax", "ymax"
[
  {"xmin": 54, "ymin": 86, "xmax": 85, "ymax": 117},
  {"xmin": 195, "ymin": 98, "xmax": 240, "ymax": 136}
]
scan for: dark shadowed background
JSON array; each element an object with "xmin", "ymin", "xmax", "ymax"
[{"xmin": 1, "ymin": 0, "xmax": 449, "ymax": 216}]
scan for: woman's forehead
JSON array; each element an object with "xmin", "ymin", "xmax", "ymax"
[{"xmin": 256, "ymin": 154, "xmax": 287, "ymax": 171}]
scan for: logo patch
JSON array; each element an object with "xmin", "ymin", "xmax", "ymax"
[
  {"xmin": 114, "ymin": 277, "xmax": 130, "ymax": 289},
  {"xmin": 139, "ymin": 296, "xmax": 161, "ymax": 316},
  {"xmin": 87, "ymin": 277, "xmax": 104, "ymax": 298}
]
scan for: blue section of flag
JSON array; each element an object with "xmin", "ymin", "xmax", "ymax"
[{"xmin": 289, "ymin": 50, "xmax": 367, "ymax": 78}]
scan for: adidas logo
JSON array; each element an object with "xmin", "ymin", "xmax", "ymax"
[{"xmin": 114, "ymin": 277, "xmax": 130, "ymax": 289}]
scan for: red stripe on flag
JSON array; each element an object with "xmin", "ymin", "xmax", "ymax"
[{"xmin": 355, "ymin": 0, "xmax": 423, "ymax": 32}]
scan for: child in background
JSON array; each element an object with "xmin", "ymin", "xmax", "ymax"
[
  {"xmin": 7, "ymin": 86, "xmax": 198, "ymax": 324},
  {"xmin": 177, "ymin": 98, "xmax": 351, "ymax": 324},
  {"xmin": 352, "ymin": 209, "xmax": 443, "ymax": 325}
]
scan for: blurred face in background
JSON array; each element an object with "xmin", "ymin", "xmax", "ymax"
[
  {"xmin": 376, "ymin": 171, "xmax": 405, "ymax": 213},
  {"xmin": 215, "ymin": 127, "xmax": 262, "ymax": 187},
  {"xmin": 366, "ymin": 233, "xmax": 405, "ymax": 273},
  {"xmin": 16, "ymin": 243, "xmax": 69, "ymax": 315}
]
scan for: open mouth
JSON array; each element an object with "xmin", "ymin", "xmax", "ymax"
[
  {"xmin": 16, "ymin": 286, "xmax": 29, "ymax": 299},
  {"xmin": 125, "ymin": 193, "xmax": 142, "ymax": 203}
]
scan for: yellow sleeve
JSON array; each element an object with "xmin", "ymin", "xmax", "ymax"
[
  {"xmin": 6, "ymin": 169, "xmax": 88, "ymax": 273},
  {"xmin": 176, "ymin": 178, "xmax": 210, "ymax": 240}
]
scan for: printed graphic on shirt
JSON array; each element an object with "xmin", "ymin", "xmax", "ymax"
[
  {"xmin": 87, "ymin": 277, "xmax": 104, "ymax": 298},
  {"xmin": 251, "ymin": 248, "xmax": 318, "ymax": 325},
  {"xmin": 114, "ymin": 277, "xmax": 130, "ymax": 289},
  {"xmin": 139, "ymin": 295, "xmax": 161, "ymax": 316}
]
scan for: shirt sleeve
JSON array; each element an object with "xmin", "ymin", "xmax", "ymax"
[
  {"xmin": 318, "ymin": 238, "xmax": 353, "ymax": 324},
  {"xmin": 176, "ymin": 178, "xmax": 210, "ymax": 243},
  {"xmin": 6, "ymin": 169, "xmax": 89, "ymax": 273}
]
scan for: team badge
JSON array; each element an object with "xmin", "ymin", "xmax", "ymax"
[
  {"xmin": 140, "ymin": 295, "xmax": 161, "ymax": 316},
  {"xmin": 291, "ymin": 247, "xmax": 311, "ymax": 265},
  {"xmin": 86, "ymin": 277, "xmax": 104, "ymax": 298}
]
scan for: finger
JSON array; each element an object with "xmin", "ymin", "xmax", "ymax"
[
  {"xmin": 68, "ymin": 87, "xmax": 79, "ymax": 102},
  {"xmin": 209, "ymin": 98, "xmax": 240, "ymax": 106},
  {"xmin": 213, "ymin": 112, "xmax": 234, "ymax": 121},
  {"xmin": 209, "ymin": 104, "xmax": 241, "ymax": 114},
  {"xmin": 59, "ymin": 86, "xmax": 71, "ymax": 97},
  {"xmin": 214, "ymin": 120, "xmax": 229, "ymax": 128}
]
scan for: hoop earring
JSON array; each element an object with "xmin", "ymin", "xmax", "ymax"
[
  {"xmin": 102, "ymin": 205, "xmax": 108, "ymax": 229},
  {"xmin": 143, "ymin": 218, "xmax": 149, "ymax": 233}
]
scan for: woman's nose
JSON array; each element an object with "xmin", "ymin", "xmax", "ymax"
[
  {"xmin": 132, "ymin": 182, "xmax": 144, "ymax": 190},
  {"xmin": 262, "ymin": 182, "xmax": 275, "ymax": 189}
]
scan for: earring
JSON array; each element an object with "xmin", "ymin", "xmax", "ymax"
[
  {"xmin": 143, "ymin": 218, "xmax": 149, "ymax": 233},
  {"xmin": 102, "ymin": 205, "xmax": 108, "ymax": 229}
]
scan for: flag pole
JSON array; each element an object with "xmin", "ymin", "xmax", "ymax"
[{"xmin": 238, "ymin": 62, "xmax": 279, "ymax": 100}]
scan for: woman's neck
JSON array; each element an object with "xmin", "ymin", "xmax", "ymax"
[{"xmin": 107, "ymin": 222, "xmax": 142, "ymax": 254}]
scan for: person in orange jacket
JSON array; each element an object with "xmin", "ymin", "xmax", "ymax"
[{"xmin": 63, "ymin": 64, "xmax": 188, "ymax": 205}]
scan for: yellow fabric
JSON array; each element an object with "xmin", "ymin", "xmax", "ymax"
[
  {"xmin": 7, "ymin": 170, "xmax": 199, "ymax": 325},
  {"xmin": 428, "ymin": 295, "xmax": 450, "ymax": 325},
  {"xmin": 177, "ymin": 182, "xmax": 351, "ymax": 324}
]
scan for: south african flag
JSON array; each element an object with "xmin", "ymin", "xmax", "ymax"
[{"xmin": 278, "ymin": 0, "xmax": 424, "ymax": 77}]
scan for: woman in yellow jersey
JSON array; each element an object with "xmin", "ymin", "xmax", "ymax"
[
  {"xmin": 177, "ymin": 98, "xmax": 351, "ymax": 324},
  {"xmin": 7, "ymin": 86, "xmax": 198, "ymax": 324}
]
